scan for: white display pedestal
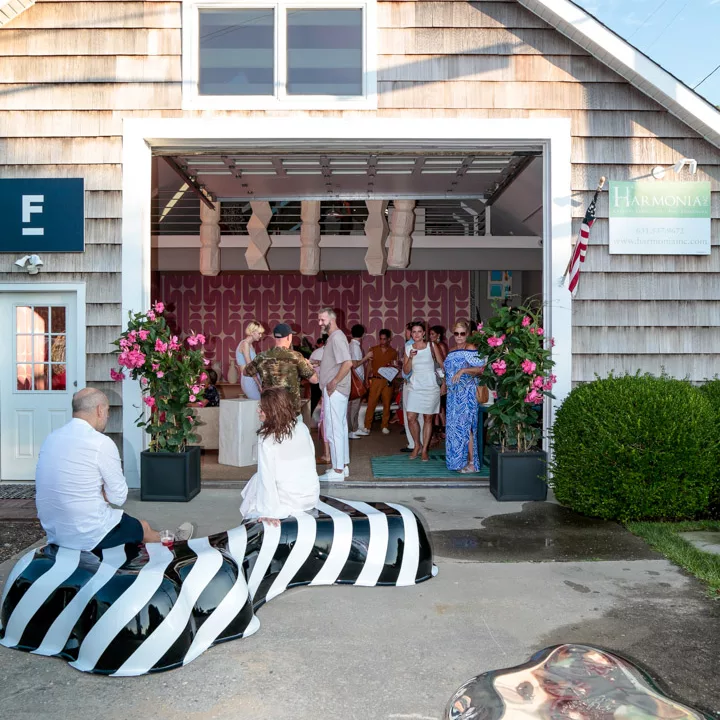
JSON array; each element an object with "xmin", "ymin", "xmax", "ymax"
[{"xmin": 219, "ymin": 398, "xmax": 260, "ymax": 468}]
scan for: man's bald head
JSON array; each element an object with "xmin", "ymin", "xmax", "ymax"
[{"xmin": 72, "ymin": 388, "xmax": 110, "ymax": 431}]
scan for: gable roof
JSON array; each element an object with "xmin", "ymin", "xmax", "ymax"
[
  {"xmin": 0, "ymin": 0, "xmax": 35, "ymax": 27},
  {"xmin": 518, "ymin": 0, "xmax": 720, "ymax": 149}
]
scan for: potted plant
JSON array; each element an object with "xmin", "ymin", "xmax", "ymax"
[
  {"xmin": 110, "ymin": 301, "xmax": 208, "ymax": 501},
  {"xmin": 469, "ymin": 301, "xmax": 556, "ymax": 501}
]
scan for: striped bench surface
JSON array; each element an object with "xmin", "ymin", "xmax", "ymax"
[{"xmin": 0, "ymin": 496, "xmax": 436, "ymax": 676}]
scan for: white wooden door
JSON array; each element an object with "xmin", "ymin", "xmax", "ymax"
[{"xmin": 0, "ymin": 292, "xmax": 78, "ymax": 480}]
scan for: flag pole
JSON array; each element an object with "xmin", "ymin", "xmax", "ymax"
[{"xmin": 559, "ymin": 176, "xmax": 606, "ymax": 285}]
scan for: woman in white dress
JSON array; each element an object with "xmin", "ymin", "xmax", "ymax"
[
  {"xmin": 403, "ymin": 321, "xmax": 444, "ymax": 461},
  {"xmin": 236, "ymin": 321, "xmax": 264, "ymax": 400},
  {"xmin": 240, "ymin": 387, "xmax": 320, "ymax": 525}
]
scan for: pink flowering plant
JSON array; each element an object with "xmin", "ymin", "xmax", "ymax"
[
  {"xmin": 469, "ymin": 301, "xmax": 556, "ymax": 452},
  {"xmin": 110, "ymin": 301, "xmax": 208, "ymax": 452}
]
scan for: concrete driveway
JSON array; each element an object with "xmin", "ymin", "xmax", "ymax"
[{"xmin": 1, "ymin": 488, "xmax": 718, "ymax": 719}]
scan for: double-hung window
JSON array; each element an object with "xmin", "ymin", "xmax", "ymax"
[{"xmin": 182, "ymin": 0, "xmax": 377, "ymax": 109}]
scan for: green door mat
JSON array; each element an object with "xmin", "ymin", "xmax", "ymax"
[{"xmin": 371, "ymin": 451, "xmax": 489, "ymax": 479}]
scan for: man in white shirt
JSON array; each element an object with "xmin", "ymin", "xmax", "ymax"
[
  {"xmin": 35, "ymin": 388, "xmax": 193, "ymax": 552},
  {"xmin": 347, "ymin": 323, "xmax": 368, "ymax": 439},
  {"xmin": 317, "ymin": 307, "xmax": 353, "ymax": 482}
]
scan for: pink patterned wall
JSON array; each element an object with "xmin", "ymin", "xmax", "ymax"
[{"xmin": 155, "ymin": 271, "xmax": 469, "ymax": 378}]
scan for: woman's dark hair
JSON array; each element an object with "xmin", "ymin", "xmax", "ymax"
[
  {"xmin": 430, "ymin": 325, "xmax": 446, "ymax": 341},
  {"xmin": 207, "ymin": 368, "xmax": 218, "ymax": 385},
  {"xmin": 410, "ymin": 320, "xmax": 426, "ymax": 332},
  {"xmin": 258, "ymin": 387, "xmax": 297, "ymax": 444},
  {"xmin": 351, "ymin": 324, "xmax": 365, "ymax": 338}
]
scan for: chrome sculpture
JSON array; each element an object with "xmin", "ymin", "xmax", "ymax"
[{"xmin": 445, "ymin": 644, "xmax": 712, "ymax": 720}]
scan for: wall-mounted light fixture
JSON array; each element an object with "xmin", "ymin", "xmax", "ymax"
[
  {"xmin": 651, "ymin": 158, "xmax": 698, "ymax": 180},
  {"xmin": 14, "ymin": 254, "xmax": 44, "ymax": 275}
]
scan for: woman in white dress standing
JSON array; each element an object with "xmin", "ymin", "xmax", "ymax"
[
  {"xmin": 236, "ymin": 321, "xmax": 264, "ymax": 400},
  {"xmin": 403, "ymin": 321, "xmax": 444, "ymax": 461},
  {"xmin": 240, "ymin": 387, "xmax": 320, "ymax": 525}
]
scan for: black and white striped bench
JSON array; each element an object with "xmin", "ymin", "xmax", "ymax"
[{"xmin": 0, "ymin": 496, "xmax": 436, "ymax": 676}]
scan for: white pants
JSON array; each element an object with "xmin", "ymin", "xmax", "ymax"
[
  {"xmin": 403, "ymin": 382, "xmax": 424, "ymax": 449},
  {"xmin": 323, "ymin": 389, "xmax": 349, "ymax": 469}
]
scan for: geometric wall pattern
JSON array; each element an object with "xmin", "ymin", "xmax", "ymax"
[{"xmin": 156, "ymin": 271, "xmax": 469, "ymax": 380}]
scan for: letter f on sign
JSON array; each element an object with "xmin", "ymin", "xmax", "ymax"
[{"xmin": 22, "ymin": 195, "xmax": 44, "ymax": 235}]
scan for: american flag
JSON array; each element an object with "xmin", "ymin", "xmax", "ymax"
[{"xmin": 567, "ymin": 190, "xmax": 599, "ymax": 296}]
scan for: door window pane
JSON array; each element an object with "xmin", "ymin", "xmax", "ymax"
[
  {"xmin": 287, "ymin": 9, "xmax": 363, "ymax": 95},
  {"xmin": 51, "ymin": 307, "xmax": 66, "ymax": 334},
  {"xmin": 16, "ymin": 336, "xmax": 32, "ymax": 363},
  {"xmin": 16, "ymin": 364, "xmax": 31, "ymax": 391},
  {"xmin": 33, "ymin": 364, "xmax": 49, "ymax": 391},
  {"xmin": 34, "ymin": 307, "xmax": 49, "ymax": 334},
  {"xmin": 16, "ymin": 306, "xmax": 32, "ymax": 334},
  {"xmin": 199, "ymin": 9, "xmax": 275, "ymax": 96},
  {"xmin": 51, "ymin": 365, "xmax": 67, "ymax": 391}
]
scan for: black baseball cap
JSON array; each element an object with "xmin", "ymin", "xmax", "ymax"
[{"xmin": 273, "ymin": 323, "xmax": 293, "ymax": 338}]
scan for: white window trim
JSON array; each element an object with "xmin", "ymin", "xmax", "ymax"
[{"xmin": 182, "ymin": 0, "xmax": 378, "ymax": 110}]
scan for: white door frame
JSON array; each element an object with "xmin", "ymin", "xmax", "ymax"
[
  {"xmin": 122, "ymin": 118, "xmax": 573, "ymax": 488},
  {"xmin": 0, "ymin": 282, "xmax": 87, "ymax": 480}
]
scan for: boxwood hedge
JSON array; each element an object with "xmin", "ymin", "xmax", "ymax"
[{"xmin": 550, "ymin": 374, "xmax": 719, "ymax": 521}]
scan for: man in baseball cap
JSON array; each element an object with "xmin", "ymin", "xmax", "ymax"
[{"xmin": 244, "ymin": 321, "xmax": 318, "ymax": 417}]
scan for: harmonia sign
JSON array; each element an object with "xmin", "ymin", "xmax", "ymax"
[
  {"xmin": 0, "ymin": 178, "xmax": 85, "ymax": 253},
  {"xmin": 609, "ymin": 181, "xmax": 711, "ymax": 255}
]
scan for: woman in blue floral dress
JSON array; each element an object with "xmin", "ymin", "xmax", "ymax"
[{"xmin": 444, "ymin": 320, "xmax": 487, "ymax": 473}]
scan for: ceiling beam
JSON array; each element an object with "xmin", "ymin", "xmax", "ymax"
[{"xmin": 163, "ymin": 157, "xmax": 216, "ymax": 211}]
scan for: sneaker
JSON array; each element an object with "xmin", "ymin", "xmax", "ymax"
[
  {"xmin": 381, "ymin": 427, "xmax": 390, "ymax": 435},
  {"xmin": 174, "ymin": 522, "xmax": 196, "ymax": 542},
  {"xmin": 400, "ymin": 447, "xmax": 413, "ymax": 453},
  {"xmin": 319, "ymin": 469, "xmax": 345, "ymax": 482},
  {"xmin": 344, "ymin": 466, "xmax": 350, "ymax": 478},
  {"xmin": 356, "ymin": 428, "xmax": 371, "ymax": 436},
  {"xmin": 348, "ymin": 431, "xmax": 362, "ymax": 439}
]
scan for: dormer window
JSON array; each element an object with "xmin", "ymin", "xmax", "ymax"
[{"xmin": 183, "ymin": 1, "xmax": 377, "ymax": 109}]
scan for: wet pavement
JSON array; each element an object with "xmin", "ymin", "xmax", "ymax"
[{"xmin": 431, "ymin": 502, "xmax": 661, "ymax": 562}]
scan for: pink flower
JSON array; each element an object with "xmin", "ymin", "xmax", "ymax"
[
  {"xmin": 138, "ymin": 329, "xmax": 149, "ymax": 341},
  {"xmin": 204, "ymin": 358, "xmax": 210, "ymax": 366},
  {"xmin": 156, "ymin": 371, "xmax": 164, "ymax": 378},
  {"xmin": 487, "ymin": 336, "xmax": 504, "ymax": 348},
  {"xmin": 151, "ymin": 363, "xmax": 160, "ymax": 371},
  {"xmin": 154, "ymin": 339, "xmax": 168, "ymax": 353},
  {"xmin": 543, "ymin": 381, "xmax": 553, "ymax": 391},
  {"xmin": 141, "ymin": 377, "xmax": 148, "ymax": 386},
  {"xmin": 492, "ymin": 390, "xmax": 498, "ymax": 399},
  {"xmin": 119, "ymin": 338, "xmax": 130, "ymax": 350},
  {"xmin": 532, "ymin": 375, "xmax": 544, "ymax": 389},
  {"xmin": 147, "ymin": 310, "xmax": 156, "ymax": 321},
  {"xmin": 187, "ymin": 335, "xmax": 199, "ymax": 347},
  {"xmin": 529, "ymin": 327, "xmax": 536, "ymax": 335},
  {"xmin": 196, "ymin": 334, "xmax": 206, "ymax": 345},
  {"xmin": 537, "ymin": 328, "xmax": 544, "ymax": 336},
  {"xmin": 521, "ymin": 359, "xmax": 537, "ymax": 374},
  {"xmin": 189, "ymin": 394, "xmax": 196, "ymax": 403},
  {"xmin": 153, "ymin": 301, "xmax": 165, "ymax": 314},
  {"xmin": 143, "ymin": 396, "xmax": 156, "ymax": 409},
  {"xmin": 551, "ymin": 337, "xmax": 556, "ymax": 347},
  {"xmin": 524, "ymin": 389, "xmax": 541, "ymax": 404},
  {"xmin": 491, "ymin": 359, "xmax": 507, "ymax": 376},
  {"xmin": 187, "ymin": 416, "xmax": 193, "ymax": 422},
  {"xmin": 476, "ymin": 323, "xmax": 483, "ymax": 331},
  {"xmin": 522, "ymin": 316, "xmax": 531, "ymax": 327},
  {"xmin": 110, "ymin": 368, "xmax": 125, "ymax": 382},
  {"xmin": 191, "ymin": 385, "xmax": 201, "ymax": 394},
  {"xmin": 199, "ymin": 372, "xmax": 208, "ymax": 382},
  {"xmin": 169, "ymin": 335, "xmax": 181, "ymax": 351},
  {"xmin": 549, "ymin": 374, "xmax": 557, "ymax": 385}
]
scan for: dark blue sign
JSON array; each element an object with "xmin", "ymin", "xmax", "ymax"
[{"xmin": 0, "ymin": 178, "xmax": 85, "ymax": 252}]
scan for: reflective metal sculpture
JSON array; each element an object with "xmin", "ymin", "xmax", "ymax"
[
  {"xmin": 445, "ymin": 644, "xmax": 712, "ymax": 720},
  {"xmin": 0, "ymin": 496, "xmax": 435, "ymax": 675}
]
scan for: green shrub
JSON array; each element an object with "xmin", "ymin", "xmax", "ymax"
[
  {"xmin": 698, "ymin": 378, "xmax": 720, "ymax": 517},
  {"xmin": 550, "ymin": 374, "xmax": 719, "ymax": 522}
]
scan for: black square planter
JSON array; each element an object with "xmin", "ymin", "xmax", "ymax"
[
  {"xmin": 489, "ymin": 445, "xmax": 547, "ymax": 502},
  {"xmin": 141, "ymin": 446, "xmax": 201, "ymax": 502}
]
